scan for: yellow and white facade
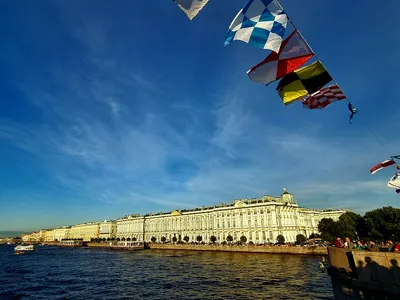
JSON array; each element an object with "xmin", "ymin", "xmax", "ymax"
[
  {"xmin": 53, "ymin": 227, "xmax": 71, "ymax": 241},
  {"xmin": 116, "ymin": 214, "xmax": 144, "ymax": 241},
  {"xmin": 21, "ymin": 232, "xmax": 41, "ymax": 242},
  {"xmin": 40, "ymin": 229, "xmax": 55, "ymax": 242},
  {"xmin": 69, "ymin": 222, "xmax": 100, "ymax": 242},
  {"xmin": 115, "ymin": 190, "xmax": 345, "ymax": 244},
  {"xmin": 99, "ymin": 220, "xmax": 117, "ymax": 240},
  {"xmin": 26, "ymin": 190, "xmax": 345, "ymax": 244}
]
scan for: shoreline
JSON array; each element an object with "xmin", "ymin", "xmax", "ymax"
[
  {"xmin": 9, "ymin": 242, "xmax": 328, "ymax": 255},
  {"xmin": 148, "ymin": 244, "xmax": 328, "ymax": 255},
  {"xmin": 86, "ymin": 242, "xmax": 328, "ymax": 255}
]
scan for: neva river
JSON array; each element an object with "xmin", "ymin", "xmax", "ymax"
[{"xmin": 0, "ymin": 245, "xmax": 334, "ymax": 299}]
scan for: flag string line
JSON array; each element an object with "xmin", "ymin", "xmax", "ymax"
[{"xmin": 275, "ymin": 0, "xmax": 395, "ymax": 161}]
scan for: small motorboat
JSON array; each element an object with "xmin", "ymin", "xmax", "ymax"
[{"xmin": 14, "ymin": 245, "xmax": 35, "ymax": 252}]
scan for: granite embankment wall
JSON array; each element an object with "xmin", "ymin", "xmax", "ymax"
[
  {"xmin": 87, "ymin": 242, "xmax": 110, "ymax": 248},
  {"xmin": 44, "ymin": 242, "xmax": 328, "ymax": 255},
  {"xmin": 149, "ymin": 244, "xmax": 328, "ymax": 255}
]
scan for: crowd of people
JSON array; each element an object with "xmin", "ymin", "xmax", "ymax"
[{"xmin": 334, "ymin": 237, "xmax": 400, "ymax": 252}]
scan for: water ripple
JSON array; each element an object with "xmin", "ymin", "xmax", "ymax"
[{"xmin": 0, "ymin": 245, "xmax": 334, "ymax": 299}]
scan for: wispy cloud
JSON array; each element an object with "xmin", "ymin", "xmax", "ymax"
[
  {"xmin": 4, "ymin": 64, "xmax": 398, "ymax": 217},
  {"xmin": 1, "ymin": 0, "xmax": 399, "ymax": 232}
]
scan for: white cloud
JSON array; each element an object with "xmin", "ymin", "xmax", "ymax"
[{"xmin": 2, "ymin": 0, "xmax": 399, "ymax": 226}]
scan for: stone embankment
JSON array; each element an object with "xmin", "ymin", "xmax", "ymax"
[
  {"xmin": 87, "ymin": 242, "xmax": 110, "ymax": 248},
  {"xmin": 40, "ymin": 242, "xmax": 327, "ymax": 255},
  {"xmin": 149, "ymin": 244, "xmax": 328, "ymax": 255}
]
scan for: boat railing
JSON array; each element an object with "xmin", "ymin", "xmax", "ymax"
[{"xmin": 327, "ymin": 246, "xmax": 400, "ymax": 298}]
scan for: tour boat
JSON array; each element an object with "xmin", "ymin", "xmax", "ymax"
[
  {"xmin": 109, "ymin": 241, "xmax": 146, "ymax": 250},
  {"xmin": 59, "ymin": 240, "xmax": 84, "ymax": 247},
  {"xmin": 14, "ymin": 245, "xmax": 35, "ymax": 252}
]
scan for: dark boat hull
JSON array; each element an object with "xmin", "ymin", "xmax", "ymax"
[{"xmin": 327, "ymin": 247, "xmax": 400, "ymax": 299}]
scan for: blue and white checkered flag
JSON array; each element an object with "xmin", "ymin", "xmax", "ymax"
[{"xmin": 225, "ymin": 0, "xmax": 288, "ymax": 53}]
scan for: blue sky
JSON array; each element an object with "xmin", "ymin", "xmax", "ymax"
[{"xmin": 1, "ymin": 0, "xmax": 399, "ymax": 231}]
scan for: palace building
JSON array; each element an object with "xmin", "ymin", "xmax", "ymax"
[
  {"xmin": 29, "ymin": 190, "xmax": 345, "ymax": 244},
  {"xmin": 116, "ymin": 189, "xmax": 345, "ymax": 244}
]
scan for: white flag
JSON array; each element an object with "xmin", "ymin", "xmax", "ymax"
[
  {"xmin": 387, "ymin": 172, "xmax": 400, "ymax": 189},
  {"xmin": 174, "ymin": 0, "xmax": 210, "ymax": 20}
]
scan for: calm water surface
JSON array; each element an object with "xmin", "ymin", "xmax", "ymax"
[{"xmin": 0, "ymin": 245, "xmax": 334, "ymax": 299}]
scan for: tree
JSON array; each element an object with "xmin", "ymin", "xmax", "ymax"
[
  {"xmin": 276, "ymin": 235, "xmax": 285, "ymax": 244},
  {"xmin": 210, "ymin": 236, "xmax": 217, "ymax": 243},
  {"xmin": 309, "ymin": 233, "xmax": 320, "ymax": 239},
  {"xmin": 151, "ymin": 237, "xmax": 156, "ymax": 243},
  {"xmin": 161, "ymin": 237, "xmax": 167, "ymax": 243},
  {"xmin": 240, "ymin": 236, "xmax": 247, "ymax": 243},
  {"xmin": 183, "ymin": 236, "xmax": 190, "ymax": 243},
  {"xmin": 318, "ymin": 218, "xmax": 338, "ymax": 242},
  {"xmin": 172, "ymin": 236, "xmax": 177, "ymax": 243},
  {"xmin": 364, "ymin": 207, "xmax": 400, "ymax": 241},
  {"xmin": 196, "ymin": 235, "xmax": 202, "ymax": 242},
  {"xmin": 337, "ymin": 212, "xmax": 364, "ymax": 240},
  {"xmin": 226, "ymin": 235, "xmax": 233, "ymax": 243},
  {"xmin": 296, "ymin": 234, "xmax": 307, "ymax": 245}
]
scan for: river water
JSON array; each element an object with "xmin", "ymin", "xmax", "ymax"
[{"xmin": 0, "ymin": 245, "xmax": 334, "ymax": 299}]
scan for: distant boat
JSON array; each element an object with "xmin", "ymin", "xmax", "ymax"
[
  {"xmin": 14, "ymin": 245, "xmax": 34, "ymax": 252},
  {"xmin": 59, "ymin": 240, "xmax": 85, "ymax": 247},
  {"xmin": 109, "ymin": 241, "xmax": 146, "ymax": 250}
]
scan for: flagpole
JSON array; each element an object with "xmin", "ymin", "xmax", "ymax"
[{"xmin": 275, "ymin": 0, "xmax": 395, "ymax": 159}]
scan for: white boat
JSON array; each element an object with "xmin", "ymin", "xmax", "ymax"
[
  {"xmin": 60, "ymin": 240, "xmax": 84, "ymax": 247},
  {"xmin": 14, "ymin": 245, "xmax": 35, "ymax": 251},
  {"xmin": 110, "ymin": 241, "xmax": 145, "ymax": 250}
]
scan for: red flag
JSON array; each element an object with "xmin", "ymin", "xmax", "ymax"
[
  {"xmin": 247, "ymin": 30, "xmax": 314, "ymax": 86},
  {"xmin": 302, "ymin": 85, "xmax": 346, "ymax": 109},
  {"xmin": 370, "ymin": 159, "xmax": 396, "ymax": 174}
]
